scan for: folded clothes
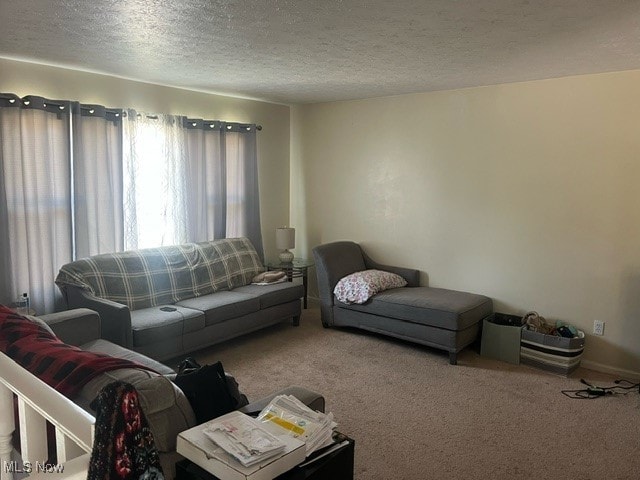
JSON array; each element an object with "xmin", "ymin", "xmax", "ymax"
[{"xmin": 252, "ymin": 270, "xmax": 287, "ymax": 284}]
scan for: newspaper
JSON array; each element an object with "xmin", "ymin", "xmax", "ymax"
[
  {"xmin": 256, "ymin": 394, "xmax": 337, "ymax": 455},
  {"xmin": 203, "ymin": 412, "xmax": 286, "ymax": 467}
]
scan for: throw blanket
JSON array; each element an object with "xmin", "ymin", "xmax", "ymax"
[
  {"xmin": 251, "ymin": 270, "xmax": 287, "ymax": 285},
  {"xmin": 0, "ymin": 306, "xmax": 157, "ymax": 398},
  {"xmin": 87, "ymin": 381, "xmax": 164, "ymax": 480},
  {"xmin": 55, "ymin": 237, "xmax": 264, "ymax": 311}
]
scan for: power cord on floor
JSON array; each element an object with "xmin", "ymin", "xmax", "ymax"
[{"xmin": 561, "ymin": 378, "xmax": 640, "ymax": 399}]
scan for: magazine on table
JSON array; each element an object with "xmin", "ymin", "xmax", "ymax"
[{"xmin": 256, "ymin": 394, "xmax": 337, "ymax": 456}]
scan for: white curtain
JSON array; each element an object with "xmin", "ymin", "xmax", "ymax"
[
  {"xmin": 224, "ymin": 124, "xmax": 263, "ymax": 258},
  {"xmin": 0, "ymin": 96, "xmax": 73, "ymax": 313},
  {"xmin": 126, "ymin": 116, "xmax": 264, "ymax": 258},
  {"xmin": 72, "ymin": 104, "xmax": 124, "ymax": 258},
  {"xmin": 185, "ymin": 120, "xmax": 225, "ymax": 241},
  {"xmin": 123, "ymin": 111, "xmax": 188, "ymax": 250},
  {"xmin": 184, "ymin": 121, "xmax": 263, "ymax": 258}
]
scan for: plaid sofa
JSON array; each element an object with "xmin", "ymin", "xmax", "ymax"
[{"xmin": 56, "ymin": 238, "xmax": 304, "ymax": 361}]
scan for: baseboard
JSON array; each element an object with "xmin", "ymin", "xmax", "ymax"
[
  {"xmin": 306, "ymin": 296, "xmax": 320, "ymax": 308},
  {"xmin": 580, "ymin": 359, "xmax": 640, "ymax": 381}
]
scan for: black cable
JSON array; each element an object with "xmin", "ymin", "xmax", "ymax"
[
  {"xmin": 561, "ymin": 389, "xmax": 605, "ymax": 399},
  {"xmin": 613, "ymin": 379, "xmax": 640, "ymax": 390},
  {"xmin": 561, "ymin": 378, "xmax": 640, "ymax": 399}
]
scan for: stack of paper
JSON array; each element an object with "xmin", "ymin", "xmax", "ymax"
[
  {"xmin": 256, "ymin": 394, "xmax": 337, "ymax": 455},
  {"xmin": 202, "ymin": 411, "xmax": 286, "ymax": 467},
  {"xmin": 177, "ymin": 410, "xmax": 306, "ymax": 480}
]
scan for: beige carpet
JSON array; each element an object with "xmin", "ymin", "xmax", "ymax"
[{"xmin": 183, "ymin": 308, "xmax": 640, "ymax": 480}]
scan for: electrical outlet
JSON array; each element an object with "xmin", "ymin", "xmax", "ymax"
[{"xmin": 593, "ymin": 320, "xmax": 605, "ymax": 336}]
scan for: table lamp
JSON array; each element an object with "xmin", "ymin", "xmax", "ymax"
[{"xmin": 276, "ymin": 227, "xmax": 295, "ymax": 263}]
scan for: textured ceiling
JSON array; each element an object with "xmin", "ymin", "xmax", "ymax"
[{"xmin": 1, "ymin": 1, "xmax": 640, "ymax": 104}]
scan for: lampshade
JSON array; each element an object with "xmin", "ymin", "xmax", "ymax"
[{"xmin": 276, "ymin": 227, "xmax": 295, "ymax": 250}]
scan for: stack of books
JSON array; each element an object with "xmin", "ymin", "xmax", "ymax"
[{"xmin": 256, "ymin": 394, "xmax": 337, "ymax": 456}]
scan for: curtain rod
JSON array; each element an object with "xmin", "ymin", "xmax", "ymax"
[
  {"xmin": 130, "ymin": 111, "xmax": 262, "ymax": 131},
  {"xmin": 0, "ymin": 93, "xmax": 263, "ymax": 130}
]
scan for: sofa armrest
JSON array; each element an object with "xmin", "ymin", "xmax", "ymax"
[
  {"xmin": 362, "ymin": 251, "xmax": 420, "ymax": 287},
  {"xmin": 40, "ymin": 308, "xmax": 101, "ymax": 346},
  {"xmin": 238, "ymin": 385, "xmax": 325, "ymax": 416},
  {"xmin": 64, "ymin": 286, "xmax": 134, "ymax": 348}
]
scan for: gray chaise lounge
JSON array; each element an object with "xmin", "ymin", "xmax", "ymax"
[{"xmin": 313, "ymin": 241, "xmax": 493, "ymax": 364}]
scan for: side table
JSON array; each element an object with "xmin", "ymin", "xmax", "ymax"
[{"xmin": 265, "ymin": 258, "xmax": 314, "ymax": 309}]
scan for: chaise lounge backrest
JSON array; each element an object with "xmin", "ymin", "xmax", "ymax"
[
  {"xmin": 55, "ymin": 237, "xmax": 264, "ymax": 311},
  {"xmin": 313, "ymin": 241, "xmax": 420, "ymax": 326}
]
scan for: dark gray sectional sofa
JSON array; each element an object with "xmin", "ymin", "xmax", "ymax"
[
  {"xmin": 313, "ymin": 241, "xmax": 493, "ymax": 364},
  {"xmin": 55, "ymin": 237, "xmax": 303, "ymax": 361},
  {"xmin": 18, "ymin": 308, "xmax": 324, "ymax": 479}
]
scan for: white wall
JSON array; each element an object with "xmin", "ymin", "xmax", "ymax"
[
  {"xmin": 291, "ymin": 70, "xmax": 640, "ymax": 376},
  {"xmin": 0, "ymin": 58, "xmax": 291, "ymax": 258}
]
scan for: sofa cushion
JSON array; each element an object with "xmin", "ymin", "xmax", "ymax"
[
  {"xmin": 233, "ymin": 283, "xmax": 304, "ymax": 309},
  {"xmin": 334, "ymin": 269, "xmax": 407, "ymax": 304},
  {"xmin": 131, "ymin": 306, "xmax": 205, "ymax": 347},
  {"xmin": 338, "ymin": 286, "xmax": 493, "ymax": 331},
  {"xmin": 176, "ymin": 292, "xmax": 260, "ymax": 326}
]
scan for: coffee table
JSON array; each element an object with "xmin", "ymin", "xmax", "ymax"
[{"xmin": 176, "ymin": 430, "xmax": 354, "ymax": 480}]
